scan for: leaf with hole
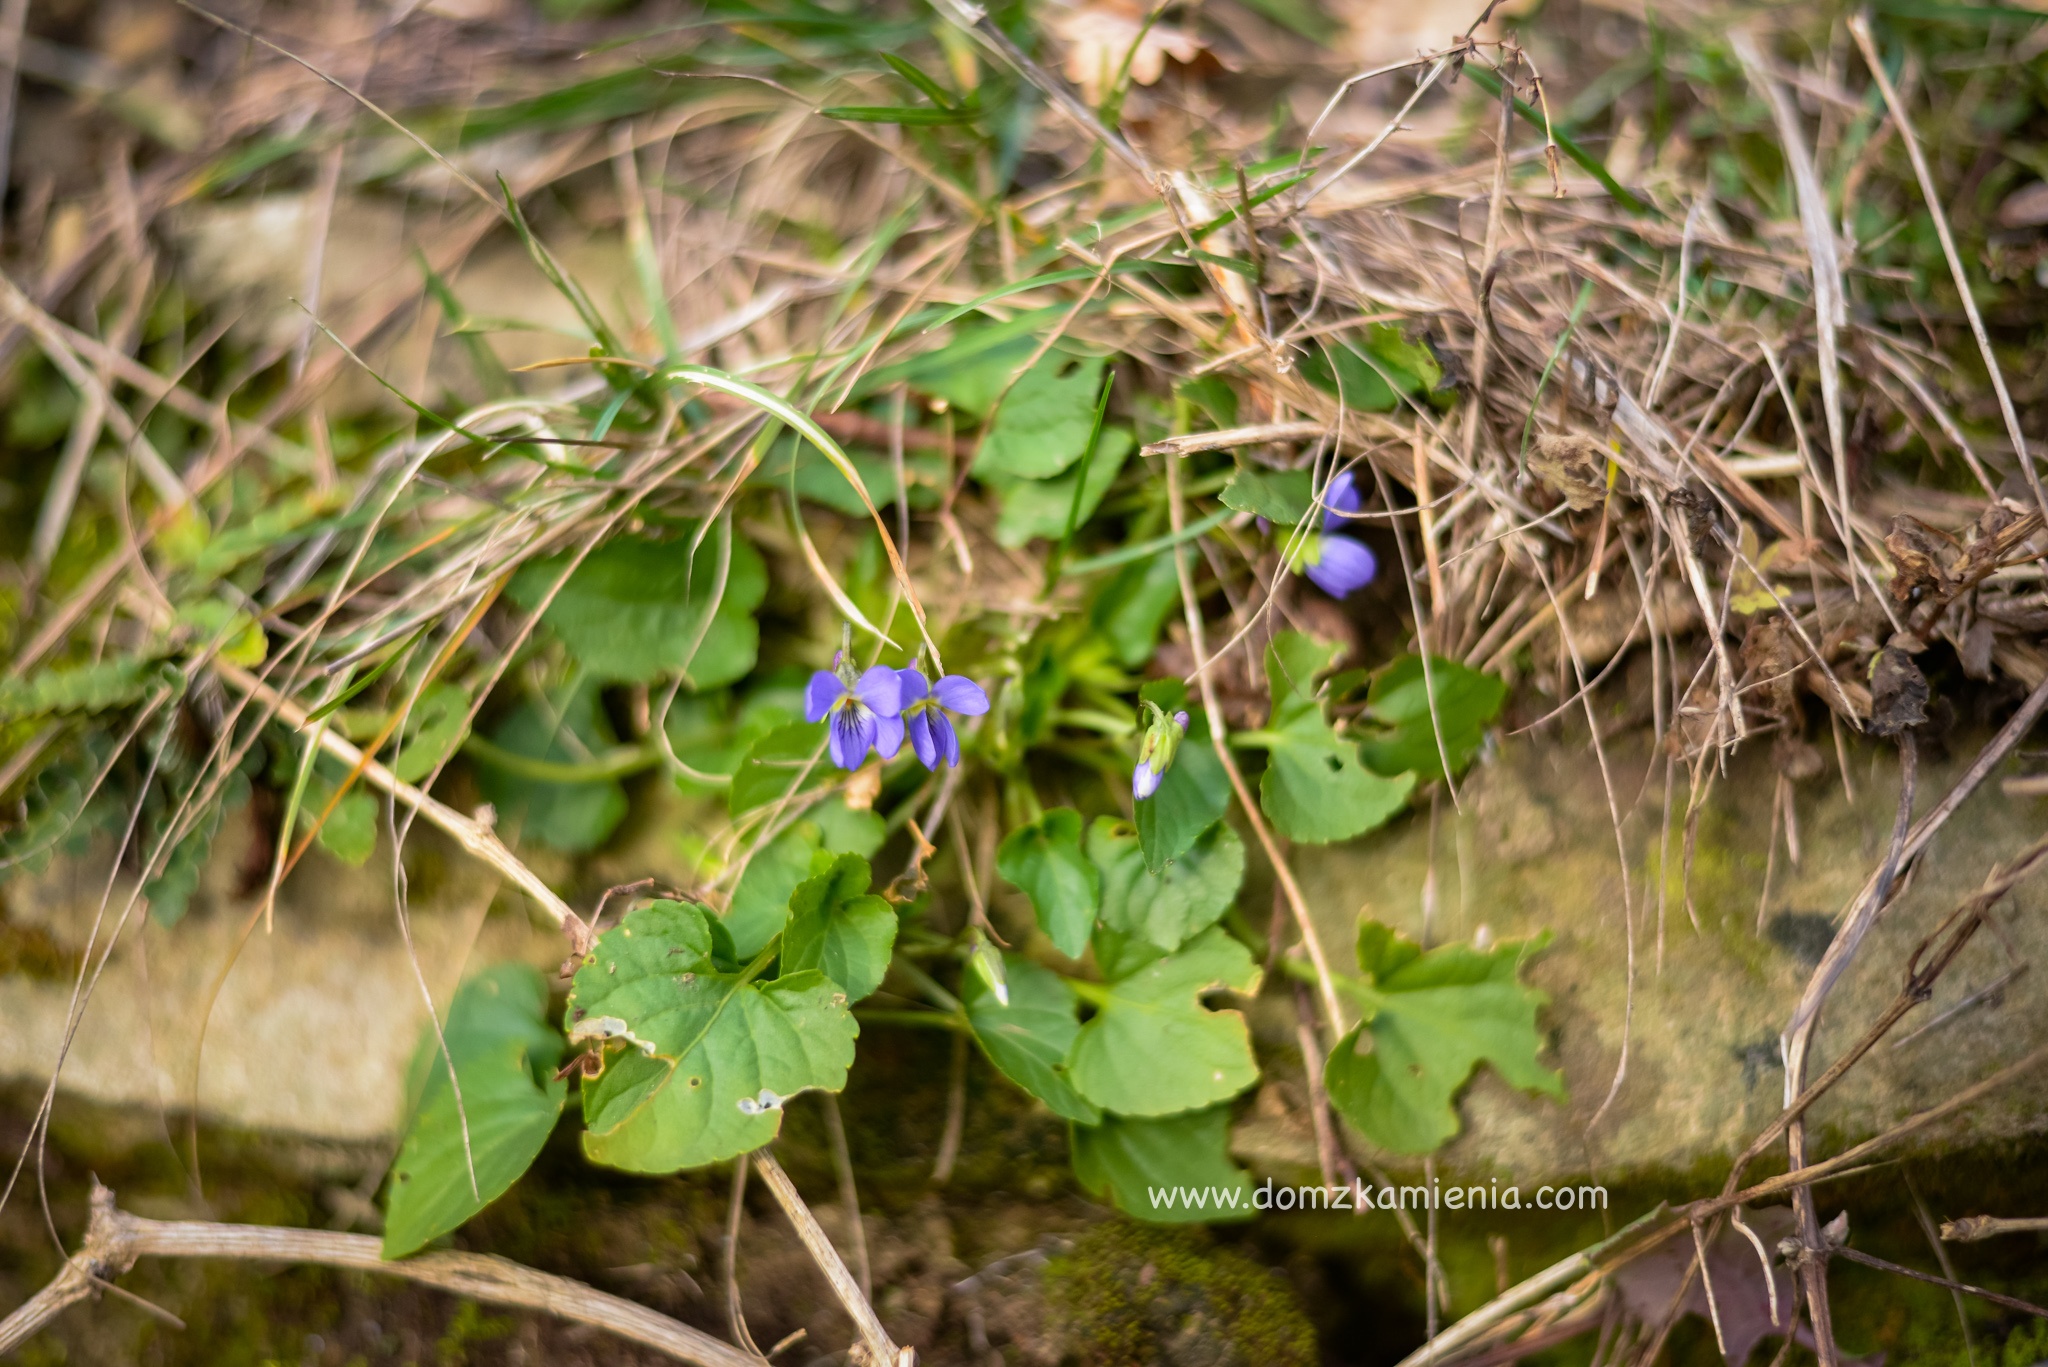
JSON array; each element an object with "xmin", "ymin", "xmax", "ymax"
[
  {"xmin": 572, "ymin": 900, "xmax": 857, "ymax": 1174},
  {"xmin": 382, "ymin": 964, "xmax": 567, "ymax": 1258},
  {"xmin": 1067, "ymin": 926, "xmax": 1261, "ymax": 1117}
]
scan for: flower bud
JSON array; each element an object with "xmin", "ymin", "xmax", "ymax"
[{"xmin": 1133, "ymin": 703, "xmax": 1191, "ymax": 801}]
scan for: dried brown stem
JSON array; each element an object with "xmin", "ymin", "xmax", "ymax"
[
  {"xmin": 751, "ymin": 1149, "xmax": 904, "ymax": 1367},
  {"xmin": 0, "ymin": 1183, "xmax": 756, "ymax": 1366}
]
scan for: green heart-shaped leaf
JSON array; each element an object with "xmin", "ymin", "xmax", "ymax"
[
  {"xmin": 1067, "ymin": 927, "xmax": 1261, "ymax": 1117},
  {"xmin": 383, "ymin": 964, "xmax": 567, "ymax": 1258},
  {"xmin": 571, "ymin": 901, "xmax": 856, "ymax": 1173}
]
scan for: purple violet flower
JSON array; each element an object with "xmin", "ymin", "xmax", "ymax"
[
  {"xmin": 898, "ymin": 668, "xmax": 990, "ymax": 770},
  {"xmin": 805, "ymin": 659, "xmax": 905, "ymax": 769},
  {"xmin": 1296, "ymin": 469, "xmax": 1378, "ymax": 599},
  {"xmin": 1133, "ymin": 706, "xmax": 1190, "ymax": 801}
]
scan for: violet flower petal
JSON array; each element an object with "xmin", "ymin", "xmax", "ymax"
[
  {"xmin": 932, "ymin": 675, "xmax": 989, "ymax": 715},
  {"xmin": 896, "ymin": 667, "xmax": 930, "ymax": 705},
  {"xmin": 1306, "ymin": 535, "xmax": 1378, "ymax": 599},
  {"xmin": 906, "ymin": 711, "xmax": 938, "ymax": 769},
  {"xmin": 805, "ymin": 670, "xmax": 846, "ymax": 724},
  {"xmin": 873, "ymin": 713, "xmax": 905, "ymax": 761},
  {"xmin": 1133, "ymin": 761, "xmax": 1161, "ymax": 800},
  {"xmin": 829, "ymin": 708, "xmax": 877, "ymax": 769},
  {"xmin": 1323, "ymin": 469, "xmax": 1362, "ymax": 529},
  {"xmin": 853, "ymin": 664, "xmax": 904, "ymax": 717},
  {"xmin": 933, "ymin": 710, "xmax": 961, "ymax": 767}
]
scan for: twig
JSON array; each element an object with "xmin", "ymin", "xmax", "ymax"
[
  {"xmin": 210, "ymin": 659, "xmax": 585, "ymax": 950},
  {"xmin": 0, "ymin": 1182, "xmax": 756, "ymax": 1366},
  {"xmin": 751, "ymin": 1149, "xmax": 904, "ymax": 1367},
  {"xmin": 1831, "ymin": 1246, "xmax": 2048, "ymax": 1320},
  {"xmin": 820, "ymin": 1095, "xmax": 873, "ymax": 1299},
  {"xmin": 1942, "ymin": 1214, "xmax": 2048, "ymax": 1242},
  {"xmin": 1391, "ymin": 1206, "xmax": 1669, "ymax": 1367},
  {"xmin": 1162, "ymin": 438, "xmax": 1345, "ymax": 1033}
]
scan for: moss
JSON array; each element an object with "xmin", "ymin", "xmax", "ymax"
[{"xmin": 1043, "ymin": 1222, "xmax": 1317, "ymax": 1367}]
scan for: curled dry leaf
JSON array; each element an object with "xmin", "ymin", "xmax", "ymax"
[
  {"xmin": 1739, "ymin": 616, "xmax": 1802, "ymax": 719},
  {"xmin": 1528, "ymin": 432, "xmax": 1610, "ymax": 511},
  {"xmin": 1043, "ymin": 0, "xmax": 1209, "ymax": 105},
  {"xmin": 1884, "ymin": 514, "xmax": 1959, "ymax": 606},
  {"xmin": 1866, "ymin": 645, "xmax": 1929, "ymax": 737}
]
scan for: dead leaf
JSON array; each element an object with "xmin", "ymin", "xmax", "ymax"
[
  {"xmin": 843, "ymin": 761, "xmax": 883, "ymax": 812},
  {"xmin": 1962, "ymin": 617, "xmax": 1997, "ymax": 680},
  {"xmin": 1740, "ymin": 616, "xmax": 1801, "ymax": 718},
  {"xmin": 1866, "ymin": 646, "xmax": 1928, "ymax": 737},
  {"xmin": 1529, "ymin": 433, "xmax": 1609, "ymax": 510},
  {"xmin": 1043, "ymin": 0, "xmax": 1208, "ymax": 105},
  {"xmin": 1884, "ymin": 514, "xmax": 1958, "ymax": 606},
  {"xmin": 1998, "ymin": 181, "xmax": 2048, "ymax": 229}
]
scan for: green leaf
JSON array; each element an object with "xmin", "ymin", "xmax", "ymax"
[
  {"xmin": 1068, "ymin": 927, "xmax": 1261, "ymax": 1117},
  {"xmin": 0, "ymin": 657, "xmax": 173, "ymax": 723},
  {"xmin": 1297, "ymin": 326, "xmax": 1436, "ymax": 412},
  {"xmin": 820, "ymin": 104, "xmax": 977, "ymax": 125},
  {"xmin": 1177, "ymin": 375, "xmax": 1238, "ymax": 429},
  {"xmin": 471, "ymin": 681, "xmax": 627, "ymax": 854},
  {"xmin": 506, "ymin": 528, "xmax": 766, "ymax": 687},
  {"xmin": 174, "ymin": 600, "xmax": 268, "ymax": 667},
  {"xmin": 1354, "ymin": 655, "xmax": 1507, "ymax": 783},
  {"xmin": 726, "ymin": 825, "xmax": 819, "ymax": 958},
  {"xmin": 1255, "ymin": 633, "xmax": 1413, "ymax": 844},
  {"xmin": 990, "ymin": 427, "xmax": 1134, "ymax": 546},
  {"xmin": 783, "ymin": 853, "xmax": 897, "ymax": 1003},
  {"xmin": 996, "ymin": 808, "xmax": 1099, "ymax": 958},
  {"xmin": 884, "ymin": 324, "xmax": 1045, "ymax": 417},
  {"xmin": 750, "ymin": 437, "xmax": 946, "ymax": 519},
  {"xmin": 144, "ymin": 776, "xmax": 242, "ymax": 927},
  {"xmin": 973, "ymin": 352, "xmax": 1108, "ymax": 480},
  {"xmin": 964, "ymin": 953, "xmax": 1100, "ymax": 1124},
  {"xmin": 382, "ymin": 964, "xmax": 567, "ymax": 1258},
  {"xmin": 1134, "ymin": 682, "xmax": 1230, "ymax": 875},
  {"xmin": 185, "ymin": 492, "xmax": 333, "ymax": 586},
  {"xmin": 725, "ymin": 805, "xmax": 884, "ymax": 963},
  {"xmin": 729, "ymin": 722, "xmax": 831, "ymax": 816},
  {"xmin": 1091, "ymin": 553, "xmax": 1183, "ymax": 670},
  {"xmin": 1220, "ymin": 466, "xmax": 1313, "ymax": 524},
  {"xmin": 1088, "ymin": 818, "xmax": 1244, "ymax": 955},
  {"xmin": 316, "ymin": 786, "xmax": 378, "ymax": 866},
  {"xmin": 1324, "ymin": 921, "xmax": 1561, "ymax": 1155},
  {"xmin": 392, "ymin": 681, "xmax": 471, "ymax": 784},
  {"xmin": 1071, "ymin": 1106, "xmax": 1253, "ymax": 1224},
  {"xmin": 572, "ymin": 901, "xmax": 857, "ymax": 1173}
]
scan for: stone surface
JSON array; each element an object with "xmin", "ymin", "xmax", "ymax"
[
  {"xmin": 1281, "ymin": 726, "xmax": 2048, "ymax": 1181},
  {"xmin": 0, "ymin": 804, "xmax": 563, "ymax": 1141}
]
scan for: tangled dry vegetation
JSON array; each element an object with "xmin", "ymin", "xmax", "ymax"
[{"xmin": 4, "ymin": 0, "xmax": 2048, "ymax": 1363}]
